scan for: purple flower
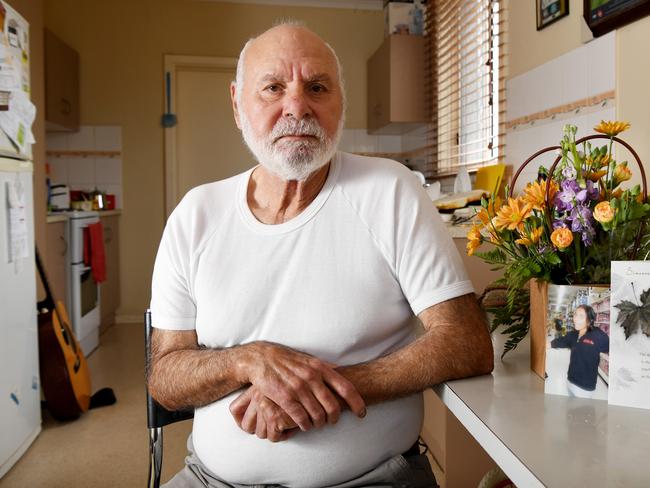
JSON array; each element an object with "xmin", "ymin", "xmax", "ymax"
[
  {"xmin": 585, "ymin": 180, "xmax": 599, "ymax": 201},
  {"xmin": 562, "ymin": 164, "xmax": 577, "ymax": 179},
  {"xmin": 555, "ymin": 180, "xmax": 581, "ymax": 211}
]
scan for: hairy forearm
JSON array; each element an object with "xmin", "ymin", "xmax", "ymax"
[
  {"xmin": 148, "ymin": 345, "xmax": 248, "ymax": 411},
  {"xmin": 338, "ymin": 295, "xmax": 494, "ymax": 405}
]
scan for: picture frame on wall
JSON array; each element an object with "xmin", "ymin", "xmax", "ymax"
[
  {"xmin": 537, "ymin": 0, "xmax": 570, "ymax": 30},
  {"xmin": 584, "ymin": 0, "xmax": 650, "ymax": 37}
]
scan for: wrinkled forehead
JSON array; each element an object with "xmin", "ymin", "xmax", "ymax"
[{"xmin": 244, "ymin": 28, "xmax": 339, "ymax": 85}]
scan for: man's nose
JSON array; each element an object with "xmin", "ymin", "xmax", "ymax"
[{"xmin": 283, "ymin": 87, "xmax": 312, "ymax": 120}]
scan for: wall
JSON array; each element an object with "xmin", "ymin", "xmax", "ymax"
[
  {"xmin": 43, "ymin": 0, "xmax": 383, "ymax": 319},
  {"xmin": 507, "ymin": 0, "xmax": 592, "ymax": 79},
  {"xmin": 617, "ymin": 15, "xmax": 650, "ymax": 188}
]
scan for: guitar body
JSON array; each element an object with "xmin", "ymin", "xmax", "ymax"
[{"xmin": 36, "ymin": 249, "xmax": 92, "ymax": 420}]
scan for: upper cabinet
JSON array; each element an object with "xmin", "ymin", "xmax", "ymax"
[
  {"xmin": 44, "ymin": 29, "xmax": 79, "ymax": 132},
  {"xmin": 367, "ymin": 35, "xmax": 428, "ymax": 135}
]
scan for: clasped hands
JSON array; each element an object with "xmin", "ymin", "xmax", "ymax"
[{"xmin": 229, "ymin": 342, "xmax": 366, "ymax": 443}]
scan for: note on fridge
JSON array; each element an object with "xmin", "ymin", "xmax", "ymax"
[{"xmin": 6, "ymin": 179, "xmax": 28, "ymax": 262}]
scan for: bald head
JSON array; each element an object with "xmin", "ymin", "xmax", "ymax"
[{"xmin": 234, "ymin": 23, "xmax": 345, "ymax": 107}]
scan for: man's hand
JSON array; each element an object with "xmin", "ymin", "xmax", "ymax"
[
  {"xmin": 230, "ymin": 386, "xmax": 299, "ymax": 442},
  {"xmin": 239, "ymin": 342, "xmax": 366, "ymax": 432}
]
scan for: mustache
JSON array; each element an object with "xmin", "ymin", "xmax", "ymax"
[{"xmin": 270, "ymin": 118, "xmax": 326, "ymax": 143}]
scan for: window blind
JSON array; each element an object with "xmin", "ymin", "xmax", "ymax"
[{"xmin": 424, "ymin": 0, "xmax": 506, "ymax": 178}]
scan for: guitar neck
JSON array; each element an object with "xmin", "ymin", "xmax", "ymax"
[{"xmin": 35, "ymin": 247, "xmax": 56, "ymax": 311}]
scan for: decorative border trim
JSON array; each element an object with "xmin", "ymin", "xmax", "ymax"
[
  {"xmin": 506, "ymin": 90, "xmax": 615, "ymax": 130},
  {"xmin": 46, "ymin": 150, "xmax": 121, "ymax": 158}
]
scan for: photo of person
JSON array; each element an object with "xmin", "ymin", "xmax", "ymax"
[{"xmin": 544, "ymin": 285, "xmax": 610, "ymax": 400}]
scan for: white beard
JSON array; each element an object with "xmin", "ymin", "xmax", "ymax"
[{"xmin": 240, "ymin": 112, "xmax": 343, "ymax": 181}]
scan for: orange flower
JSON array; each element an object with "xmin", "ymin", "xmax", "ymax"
[
  {"xmin": 594, "ymin": 120, "xmax": 631, "ymax": 137},
  {"xmin": 475, "ymin": 196, "xmax": 502, "ymax": 228},
  {"xmin": 493, "ymin": 198, "xmax": 532, "ymax": 233},
  {"xmin": 515, "ymin": 226, "xmax": 544, "ymax": 246},
  {"xmin": 593, "ymin": 201, "xmax": 616, "ymax": 224},
  {"xmin": 550, "ymin": 227, "xmax": 573, "ymax": 250},
  {"xmin": 585, "ymin": 169, "xmax": 608, "ymax": 182},
  {"xmin": 466, "ymin": 225, "xmax": 483, "ymax": 256},
  {"xmin": 613, "ymin": 163, "xmax": 632, "ymax": 184},
  {"xmin": 522, "ymin": 180, "xmax": 559, "ymax": 211}
]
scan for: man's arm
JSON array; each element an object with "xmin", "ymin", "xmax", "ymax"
[
  {"xmin": 230, "ymin": 293, "xmax": 493, "ymax": 438},
  {"xmin": 336, "ymin": 293, "xmax": 493, "ymax": 405},
  {"xmin": 147, "ymin": 328, "xmax": 366, "ymax": 430}
]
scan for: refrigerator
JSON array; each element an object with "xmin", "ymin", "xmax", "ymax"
[{"xmin": 0, "ymin": 1, "xmax": 41, "ymax": 479}]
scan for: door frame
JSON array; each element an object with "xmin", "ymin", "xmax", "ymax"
[{"xmin": 163, "ymin": 55, "xmax": 238, "ymax": 218}]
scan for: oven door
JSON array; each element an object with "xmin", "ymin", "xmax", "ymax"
[{"xmin": 70, "ymin": 263, "xmax": 101, "ymax": 355}]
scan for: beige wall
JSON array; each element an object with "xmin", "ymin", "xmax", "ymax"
[
  {"xmin": 507, "ymin": 0, "xmax": 592, "ymax": 79},
  {"xmin": 617, "ymin": 15, "xmax": 650, "ymax": 188},
  {"xmin": 43, "ymin": 0, "xmax": 383, "ymax": 318}
]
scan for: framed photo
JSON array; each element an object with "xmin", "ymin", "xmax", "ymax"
[
  {"xmin": 537, "ymin": 0, "xmax": 570, "ymax": 30},
  {"xmin": 544, "ymin": 284, "xmax": 610, "ymax": 401},
  {"xmin": 584, "ymin": 0, "xmax": 650, "ymax": 38}
]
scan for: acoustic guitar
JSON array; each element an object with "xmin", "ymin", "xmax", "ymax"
[{"xmin": 36, "ymin": 247, "xmax": 92, "ymax": 420}]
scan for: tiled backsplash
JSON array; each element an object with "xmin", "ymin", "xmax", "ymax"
[{"xmin": 46, "ymin": 126, "xmax": 123, "ymax": 209}]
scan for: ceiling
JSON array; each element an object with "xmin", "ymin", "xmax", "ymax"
[{"xmin": 197, "ymin": 0, "xmax": 383, "ymax": 10}]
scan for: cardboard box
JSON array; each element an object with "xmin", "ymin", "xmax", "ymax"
[{"xmin": 384, "ymin": 0, "xmax": 424, "ymax": 37}]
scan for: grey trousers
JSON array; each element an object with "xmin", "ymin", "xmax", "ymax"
[{"xmin": 162, "ymin": 435, "xmax": 438, "ymax": 488}]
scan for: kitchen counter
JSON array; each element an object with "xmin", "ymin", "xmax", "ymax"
[
  {"xmin": 47, "ymin": 209, "xmax": 121, "ymax": 223},
  {"xmin": 432, "ymin": 333, "xmax": 650, "ymax": 488}
]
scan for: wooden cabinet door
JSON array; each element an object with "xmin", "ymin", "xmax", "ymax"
[
  {"xmin": 44, "ymin": 29, "xmax": 79, "ymax": 131},
  {"xmin": 45, "ymin": 221, "xmax": 68, "ymax": 307},
  {"xmin": 100, "ymin": 215, "xmax": 120, "ymax": 332}
]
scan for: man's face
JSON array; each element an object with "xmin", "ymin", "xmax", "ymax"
[{"xmin": 232, "ymin": 26, "xmax": 344, "ymax": 181}]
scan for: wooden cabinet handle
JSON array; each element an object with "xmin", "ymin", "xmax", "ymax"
[
  {"xmin": 60, "ymin": 98, "xmax": 72, "ymax": 115},
  {"xmin": 59, "ymin": 235, "xmax": 68, "ymax": 257}
]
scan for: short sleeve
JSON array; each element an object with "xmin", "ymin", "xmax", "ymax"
[
  {"xmin": 393, "ymin": 175, "xmax": 474, "ymax": 315},
  {"xmin": 150, "ymin": 202, "xmax": 197, "ymax": 330}
]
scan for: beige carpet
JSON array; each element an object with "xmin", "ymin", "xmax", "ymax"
[{"xmin": 0, "ymin": 323, "xmax": 191, "ymax": 487}]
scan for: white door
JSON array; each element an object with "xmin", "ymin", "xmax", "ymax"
[{"xmin": 164, "ymin": 56, "xmax": 254, "ymax": 216}]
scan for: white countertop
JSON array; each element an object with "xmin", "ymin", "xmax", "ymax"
[
  {"xmin": 47, "ymin": 209, "xmax": 122, "ymax": 223},
  {"xmin": 433, "ymin": 333, "xmax": 650, "ymax": 488}
]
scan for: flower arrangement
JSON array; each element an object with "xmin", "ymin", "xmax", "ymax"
[{"xmin": 468, "ymin": 121, "xmax": 650, "ymax": 355}]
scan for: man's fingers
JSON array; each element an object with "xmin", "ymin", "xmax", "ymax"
[
  {"xmin": 295, "ymin": 387, "xmax": 327, "ymax": 428},
  {"xmin": 229, "ymin": 389, "xmax": 253, "ymax": 426},
  {"xmin": 276, "ymin": 398, "xmax": 312, "ymax": 432},
  {"xmin": 255, "ymin": 411, "xmax": 267, "ymax": 439},
  {"xmin": 240, "ymin": 397, "xmax": 258, "ymax": 434},
  {"xmin": 311, "ymin": 382, "xmax": 341, "ymax": 425},
  {"xmin": 322, "ymin": 368, "xmax": 366, "ymax": 418}
]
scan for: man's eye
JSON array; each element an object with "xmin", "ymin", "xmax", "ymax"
[
  {"xmin": 310, "ymin": 84, "xmax": 326, "ymax": 93},
  {"xmin": 265, "ymin": 84, "xmax": 281, "ymax": 93}
]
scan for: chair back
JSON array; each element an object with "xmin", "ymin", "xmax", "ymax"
[{"xmin": 145, "ymin": 309, "xmax": 194, "ymax": 429}]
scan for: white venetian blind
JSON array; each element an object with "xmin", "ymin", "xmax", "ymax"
[{"xmin": 424, "ymin": 0, "xmax": 506, "ymax": 178}]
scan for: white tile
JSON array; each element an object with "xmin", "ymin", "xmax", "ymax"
[
  {"xmin": 95, "ymin": 157, "xmax": 122, "ymax": 185},
  {"xmin": 67, "ymin": 157, "xmax": 96, "ymax": 185},
  {"xmin": 338, "ymin": 129, "xmax": 355, "ymax": 152},
  {"xmin": 354, "ymin": 129, "xmax": 377, "ymax": 153},
  {"xmin": 46, "ymin": 133, "xmax": 68, "ymax": 151},
  {"xmin": 48, "ymin": 157, "xmax": 68, "ymax": 185},
  {"xmin": 94, "ymin": 126, "xmax": 122, "ymax": 151},
  {"xmin": 67, "ymin": 126, "xmax": 95, "ymax": 151},
  {"xmin": 377, "ymin": 135, "xmax": 402, "ymax": 153}
]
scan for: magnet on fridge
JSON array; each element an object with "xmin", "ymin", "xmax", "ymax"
[{"xmin": 10, "ymin": 392, "xmax": 19, "ymax": 405}]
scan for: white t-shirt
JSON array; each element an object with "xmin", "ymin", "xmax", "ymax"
[{"xmin": 150, "ymin": 152, "xmax": 473, "ymax": 487}]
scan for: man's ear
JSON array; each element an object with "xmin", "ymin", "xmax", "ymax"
[{"xmin": 231, "ymin": 82, "xmax": 242, "ymax": 130}]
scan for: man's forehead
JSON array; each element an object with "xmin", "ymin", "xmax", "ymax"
[{"xmin": 244, "ymin": 27, "xmax": 338, "ymax": 80}]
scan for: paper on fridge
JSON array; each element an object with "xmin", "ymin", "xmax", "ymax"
[
  {"xmin": 5, "ymin": 179, "xmax": 28, "ymax": 262},
  {"xmin": 0, "ymin": 89, "xmax": 35, "ymax": 150},
  {"xmin": 609, "ymin": 261, "xmax": 650, "ymax": 410}
]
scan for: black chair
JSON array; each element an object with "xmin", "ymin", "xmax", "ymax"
[{"xmin": 145, "ymin": 309, "xmax": 194, "ymax": 488}]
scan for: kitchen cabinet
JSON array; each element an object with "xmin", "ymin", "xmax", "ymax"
[
  {"xmin": 44, "ymin": 29, "xmax": 79, "ymax": 131},
  {"xmin": 99, "ymin": 214, "xmax": 120, "ymax": 334},
  {"xmin": 367, "ymin": 35, "xmax": 428, "ymax": 135},
  {"xmin": 44, "ymin": 220, "xmax": 68, "ymax": 307}
]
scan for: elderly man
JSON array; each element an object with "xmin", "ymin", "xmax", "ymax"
[{"xmin": 149, "ymin": 23, "xmax": 493, "ymax": 488}]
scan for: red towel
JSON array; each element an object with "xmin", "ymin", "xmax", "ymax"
[{"xmin": 83, "ymin": 222, "xmax": 107, "ymax": 283}]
